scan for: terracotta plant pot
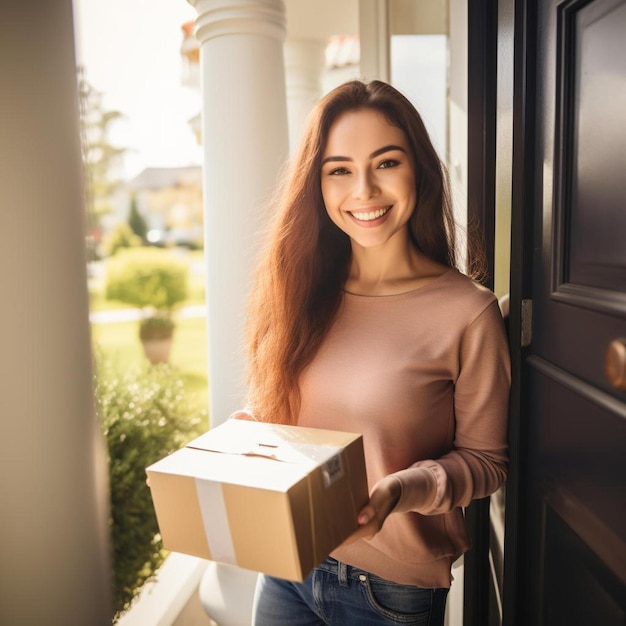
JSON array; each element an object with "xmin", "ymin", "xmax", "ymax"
[
  {"xmin": 139, "ymin": 317, "xmax": 175, "ymax": 364},
  {"xmin": 141, "ymin": 337, "xmax": 173, "ymax": 365}
]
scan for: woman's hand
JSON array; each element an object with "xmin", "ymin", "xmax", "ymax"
[{"xmin": 341, "ymin": 475, "xmax": 402, "ymax": 546}]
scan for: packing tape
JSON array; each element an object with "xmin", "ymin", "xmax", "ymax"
[{"xmin": 195, "ymin": 479, "xmax": 237, "ymax": 565}]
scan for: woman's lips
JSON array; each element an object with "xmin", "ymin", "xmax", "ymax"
[{"xmin": 349, "ymin": 206, "xmax": 391, "ymax": 222}]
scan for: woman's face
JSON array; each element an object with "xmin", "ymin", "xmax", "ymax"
[{"xmin": 320, "ymin": 108, "xmax": 416, "ymax": 251}]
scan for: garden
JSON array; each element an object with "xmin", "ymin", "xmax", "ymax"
[
  {"xmin": 79, "ymin": 68, "xmax": 211, "ymax": 619},
  {"xmin": 90, "ymin": 246, "xmax": 209, "ymax": 620}
]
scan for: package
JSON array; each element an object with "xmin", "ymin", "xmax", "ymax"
[{"xmin": 146, "ymin": 419, "xmax": 369, "ymax": 581}]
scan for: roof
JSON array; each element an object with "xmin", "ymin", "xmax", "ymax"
[{"xmin": 126, "ymin": 165, "xmax": 202, "ymax": 191}]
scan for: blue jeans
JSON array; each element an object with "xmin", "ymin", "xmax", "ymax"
[{"xmin": 252, "ymin": 557, "xmax": 449, "ymax": 626}]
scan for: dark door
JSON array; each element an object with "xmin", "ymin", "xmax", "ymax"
[{"xmin": 505, "ymin": 0, "xmax": 626, "ymax": 624}]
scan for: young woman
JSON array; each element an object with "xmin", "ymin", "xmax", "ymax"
[{"xmin": 241, "ymin": 80, "xmax": 510, "ymax": 626}]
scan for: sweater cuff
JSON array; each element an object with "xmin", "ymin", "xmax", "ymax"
[{"xmin": 391, "ymin": 465, "xmax": 439, "ymax": 514}]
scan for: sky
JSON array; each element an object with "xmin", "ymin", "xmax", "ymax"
[{"xmin": 73, "ymin": 0, "xmax": 203, "ymax": 181}]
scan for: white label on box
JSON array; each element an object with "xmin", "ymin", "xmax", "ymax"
[
  {"xmin": 322, "ymin": 453, "xmax": 344, "ymax": 487},
  {"xmin": 195, "ymin": 479, "xmax": 237, "ymax": 565}
]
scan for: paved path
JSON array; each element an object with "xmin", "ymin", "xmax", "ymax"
[{"xmin": 89, "ymin": 304, "xmax": 207, "ymax": 324}]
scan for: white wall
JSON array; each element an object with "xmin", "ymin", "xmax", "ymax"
[{"xmin": 391, "ymin": 34, "xmax": 448, "ymax": 158}]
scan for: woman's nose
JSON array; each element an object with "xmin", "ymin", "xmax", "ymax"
[{"xmin": 353, "ymin": 170, "xmax": 379, "ymax": 200}]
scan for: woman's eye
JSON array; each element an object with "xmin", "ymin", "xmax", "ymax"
[
  {"xmin": 329, "ymin": 167, "xmax": 350, "ymax": 176},
  {"xmin": 378, "ymin": 159, "xmax": 399, "ymax": 169}
]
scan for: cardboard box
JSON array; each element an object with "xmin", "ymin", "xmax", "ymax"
[{"xmin": 146, "ymin": 419, "xmax": 369, "ymax": 581}]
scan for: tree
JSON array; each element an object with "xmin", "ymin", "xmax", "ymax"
[
  {"xmin": 77, "ymin": 66, "xmax": 127, "ymax": 258},
  {"xmin": 127, "ymin": 193, "xmax": 148, "ymax": 243}
]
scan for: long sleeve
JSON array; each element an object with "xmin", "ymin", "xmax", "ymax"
[{"xmin": 393, "ymin": 300, "xmax": 511, "ymax": 514}]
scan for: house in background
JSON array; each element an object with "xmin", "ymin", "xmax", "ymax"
[
  {"xmin": 126, "ymin": 165, "xmax": 204, "ymax": 249},
  {"xmin": 3, "ymin": 1, "xmax": 624, "ymax": 625}
]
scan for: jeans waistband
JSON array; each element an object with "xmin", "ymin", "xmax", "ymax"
[
  {"xmin": 315, "ymin": 557, "xmax": 371, "ymax": 586},
  {"xmin": 318, "ymin": 557, "xmax": 350, "ymax": 584}
]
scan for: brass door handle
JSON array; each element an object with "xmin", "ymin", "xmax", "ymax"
[{"xmin": 605, "ymin": 338, "xmax": 626, "ymax": 391}]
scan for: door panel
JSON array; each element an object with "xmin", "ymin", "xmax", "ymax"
[
  {"xmin": 539, "ymin": 0, "xmax": 626, "ymax": 386},
  {"xmin": 514, "ymin": 0, "xmax": 626, "ymax": 623},
  {"xmin": 542, "ymin": 506, "xmax": 624, "ymax": 626},
  {"xmin": 529, "ymin": 358, "xmax": 626, "ymax": 572},
  {"xmin": 567, "ymin": 1, "xmax": 626, "ymax": 291}
]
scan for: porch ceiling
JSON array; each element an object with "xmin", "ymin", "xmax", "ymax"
[{"xmin": 285, "ymin": 0, "xmax": 358, "ymax": 39}]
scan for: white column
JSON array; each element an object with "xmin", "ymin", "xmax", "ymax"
[
  {"xmin": 0, "ymin": 1, "xmax": 112, "ymax": 624},
  {"xmin": 359, "ymin": 0, "xmax": 390, "ymax": 81},
  {"xmin": 284, "ymin": 38, "xmax": 326, "ymax": 150},
  {"xmin": 188, "ymin": 0, "xmax": 290, "ymax": 428}
]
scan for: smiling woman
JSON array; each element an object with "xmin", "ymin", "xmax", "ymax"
[{"xmin": 240, "ymin": 79, "xmax": 511, "ymax": 626}]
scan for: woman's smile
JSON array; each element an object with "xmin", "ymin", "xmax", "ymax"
[{"xmin": 349, "ymin": 205, "xmax": 392, "ymax": 223}]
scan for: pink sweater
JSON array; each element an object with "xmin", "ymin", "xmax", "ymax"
[{"xmin": 296, "ymin": 268, "xmax": 511, "ymax": 588}]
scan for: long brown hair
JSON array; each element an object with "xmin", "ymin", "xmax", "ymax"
[{"xmin": 246, "ymin": 80, "xmax": 459, "ymax": 424}]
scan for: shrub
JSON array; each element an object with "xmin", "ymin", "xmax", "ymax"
[
  {"xmin": 94, "ymin": 352, "xmax": 204, "ymax": 620},
  {"xmin": 102, "ymin": 222, "xmax": 142, "ymax": 257},
  {"xmin": 105, "ymin": 247, "xmax": 189, "ymax": 315}
]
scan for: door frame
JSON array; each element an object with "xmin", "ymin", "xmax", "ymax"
[
  {"xmin": 464, "ymin": 2, "xmax": 498, "ymax": 625},
  {"xmin": 466, "ymin": 1, "xmax": 540, "ymax": 624},
  {"xmin": 501, "ymin": 1, "xmax": 538, "ymax": 625}
]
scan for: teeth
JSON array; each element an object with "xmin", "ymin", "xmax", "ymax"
[{"xmin": 351, "ymin": 207, "xmax": 390, "ymax": 221}]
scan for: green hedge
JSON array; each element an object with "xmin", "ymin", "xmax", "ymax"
[
  {"xmin": 94, "ymin": 352, "xmax": 204, "ymax": 620},
  {"xmin": 105, "ymin": 247, "xmax": 189, "ymax": 312},
  {"xmin": 102, "ymin": 223, "xmax": 142, "ymax": 258}
]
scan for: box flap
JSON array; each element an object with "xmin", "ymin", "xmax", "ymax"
[
  {"xmin": 147, "ymin": 446, "xmax": 307, "ymax": 491},
  {"xmin": 185, "ymin": 419, "xmax": 349, "ymax": 468}
]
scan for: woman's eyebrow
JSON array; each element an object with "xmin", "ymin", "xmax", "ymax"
[
  {"xmin": 370, "ymin": 144, "xmax": 407, "ymax": 158},
  {"xmin": 321, "ymin": 144, "xmax": 407, "ymax": 165}
]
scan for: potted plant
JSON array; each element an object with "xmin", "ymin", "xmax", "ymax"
[
  {"xmin": 105, "ymin": 247, "xmax": 189, "ymax": 364},
  {"xmin": 138, "ymin": 314, "xmax": 177, "ymax": 364}
]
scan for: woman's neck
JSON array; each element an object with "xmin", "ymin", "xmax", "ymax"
[{"xmin": 345, "ymin": 239, "xmax": 449, "ymax": 296}]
